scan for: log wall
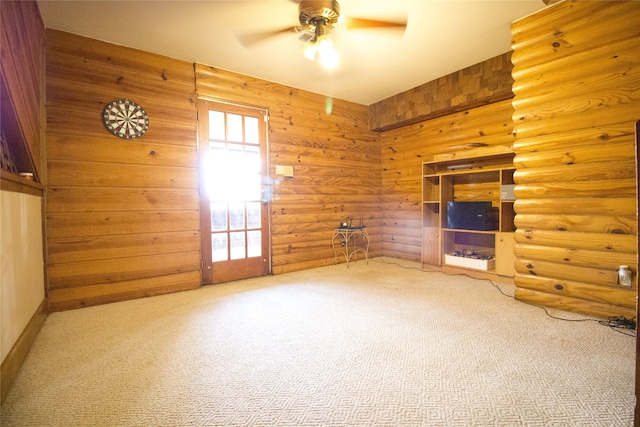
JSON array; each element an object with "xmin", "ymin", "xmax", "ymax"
[
  {"xmin": 380, "ymin": 99, "xmax": 516, "ymax": 261},
  {"xmin": 195, "ymin": 66, "xmax": 381, "ymax": 274},
  {"xmin": 44, "ymin": 30, "xmax": 381, "ymax": 311},
  {"xmin": 510, "ymin": 0, "xmax": 639, "ymax": 318},
  {"xmin": 45, "ymin": 30, "xmax": 201, "ymax": 311}
]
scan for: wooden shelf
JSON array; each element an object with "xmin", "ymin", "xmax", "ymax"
[
  {"xmin": 1, "ymin": 170, "xmax": 44, "ymax": 196},
  {"xmin": 421, "ymin": 153, "xmax": 516, "ymax": 281}
]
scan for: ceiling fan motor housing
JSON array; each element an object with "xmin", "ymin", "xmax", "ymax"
[{"xmin": 299, "ymin": 0, "xmax": 341, "ymax": 32}]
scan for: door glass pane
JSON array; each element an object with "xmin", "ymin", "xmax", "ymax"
[
  {"xmin": 247, "ymin": 230, "xmax": 261, "ymax": 257},
  {"xmin": 209, "ymin": 141, "xmax": 225, "ymax": 153},
  {"xmin": 229, "ymin": 231, "xmax": 246, "ymax": 260},
  {"xmin": 227, "ymin": 113, "xmax": 243, "ymax": 142},
  {"xmin": 229, "ymin": 202, "xmax": 245, "ymax": 230},
  {"xmin": 206, "ymin": 142, "xmax": 226, "ymax": 201},
  {"xmin": 211, "ymin": 233, "xmax": 228, "ymax": 262},
  {"xmin": 210, "ymin": 203, "xmax": 227, "ymax": 231},
  {"xmin": 245, "ymin": 116, "xmax": 259, "ymax": 144},
  {"xmin": 234, "ymin": 173, "xmax": 260, "ymax": 202},
  {"xmin": 245, "ymin": 145, "xmax": 260, "ymax": 173},
  {"xmin": 246, "ymin": 202, "xmax": 261, "ymax": 229},
  {"xmin": 209, "ymin": 111, "xmax": 225, "ymax": 140}
]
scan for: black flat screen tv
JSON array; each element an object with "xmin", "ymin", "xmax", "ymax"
[{"xmin": 447, "ymin": 202, "xmax": 498, "ymax": 231}]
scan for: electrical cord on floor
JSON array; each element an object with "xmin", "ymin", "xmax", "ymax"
[
  {"xmin": 488, "ymin": 280, "xmax": 637, "ymax": 337},
  {"xmin": 371, "ymin": 254, "xmax": 637, "ymax": 337}
]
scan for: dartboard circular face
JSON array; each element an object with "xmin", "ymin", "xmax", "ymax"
[{"xmin": 102, "ymin": 99, "xmax": 149, "ymax": 139}]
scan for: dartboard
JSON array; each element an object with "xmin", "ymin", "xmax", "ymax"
[{"xmin": 102, "ymin": 99, "xmax": 149, "ymax": 139}]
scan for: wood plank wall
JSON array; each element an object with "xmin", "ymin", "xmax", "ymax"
[
  {"xmin": 510, "ymin": 0, "xmax": 639, "ymax": 318},
  {"xmin": 380, "ymin": 99, "xmax": 516, "ymax": 261},
  {"xmin": 45, "ymin": 30, "xmax": 201, "ymax": 311},
  {"xmin": 0, "ymin": 0, "xmax": 44, "ymax": 181},
  {"xmin": 43, "ymin": 30, "xmax": 380, "ymax": 311},
  {"xmin": 369, "ymin": 53, "xmax": 514, "ymax": 132},
  {"xmin": 195, "ymin": 65, "xmax": 381, "ymax": 274}
]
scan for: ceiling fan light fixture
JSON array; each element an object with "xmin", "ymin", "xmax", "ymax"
[
  {"xmin": 303, "ymin": 41, "xmax": 317, "ymax": 60},
  {"xmin": 318, "ymin": 42, "xmax": 339, "ymax": 69},
  {"xmin": 303, "ymin": 35, "xmax": 338, "ymax": 69}
]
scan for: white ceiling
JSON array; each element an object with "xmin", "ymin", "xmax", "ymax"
[{"xmin": 37, "ymin": 0, "xmax": 547, "ymax": 106}]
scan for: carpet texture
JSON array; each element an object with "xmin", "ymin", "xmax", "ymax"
[{"xmin": 1, "ymin": 258, "xmax": 635, "ymax": 426}]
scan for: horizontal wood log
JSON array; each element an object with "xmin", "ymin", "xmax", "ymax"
[
  {"xmin": 47, "ymin": 160, "xmax": 198, "ymax": 188},
  {"xmin": 381, "ymin": 218, "xmax": 422, "ymax": 231},
  {"xmin": 46, "ymin": 59, "xmax": 195, "ymax": 101},
  {"xmin": 514, "ymin": 197, "xmax": 636, "ymax": 216},
  {"xmin": 46, "ymin": 133, "xmax": 198, "ymax": 166},
  {"xmin": 46, "ymin": 187, "xmax": 200, "ymax": 213},
  {"xmin": 46, "ymin": 210, "xmax": 201, "ymax": 238},
  {"xmin": 515, "ymin": 273, "xmax": 636, "ymax": 309},
  {"xmin": 514, "ymin": 258, "xmax": 618, "ymax": 287},
  {"xmin": 513, "ymin": 141, "xmax": 634, "ymax": 169},
  {"xmin": 48, "ymin": 271, "xmax": 201, "ymax": 311},
  {"xmin": 514, "ymin": 179, "xmax": 637, "ymax": 199},
  {"xmin": 515, "ymin": 243, "xmax": 636, "ymax": 270},
  {"xmin": 46, "ymin": 105, "xmax": 197, "ymax": 142},
  {"xmin": 47, "ymin": 30, "xmax": 196, "ymax": 81},
  {"xmin": 513, "ymin": 160, "xmax": 636, "ymax": 184},
  {"xmin": 271, "ymin": 228, "xmax": 377, "ymax": 245},
  {"xmin": 380, "ymin": 243, "xmax": 421, "ymax": 260},
  {"xmin": 512, "ymin": 39, "xmax": 640, "ymax": 101},
  {"xmin": 382, "ymin": 181, "xmax": 422, "ymax": 196},
  {"xmin": 514, "ymin": 287, "xmax": 636, "ymax": 320},
  {"xmin": 273, "ymin": 183, "xmax": 380, "ymax": 197},
  {"xmin": 271, "ymin": 258, "xmax": 336, "ymax": 275},
  {"xmin": 272, "ymin": 194, "xmax": 382, "ymax": 206},
  {"xmin": 270, "ymin": 212, "xmax": 379, "ymax": 225},
  {"xmin": 514, "ymin": 229, "xmax": 637, "ymax": 253},
  {"xmin": 513, "ymin": 124, "xmax": 634, "ymax": 153},
  {"xmin": 48, "ymin": 251, "xmax": 201, "ymax": 289},
  {"xmin": 272, "ymin": 246, "xmax": 344, "ymax": 271},
  {"xmin": 48, "ymin": 231, "xmax": 200, "ymax": 264},
  {"xmin": 513, "ymin": 103, "xmax": 640, "ymax": 140},
  {"xmin": 513, "ymin": 214, "xmax": 636, "ymax": 235},
  {"xmin": 270, "ymin": 165, "xmax": 380, "ymax": 182},
  {"xmin": 272, "ymin": 143, "xmax": 379, "ymax": 162},
  {"xmin": 511, "ymin": 1, "xmax": 639, "ymax": 67}
]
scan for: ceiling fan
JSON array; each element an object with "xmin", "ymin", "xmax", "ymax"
[{"xmin": 238, "ymin": 0, "xmax": 407, "ymax": 69}]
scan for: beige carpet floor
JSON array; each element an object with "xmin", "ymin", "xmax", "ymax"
[{"xmin": 1, "ymin": 258, "xmax": 635, "ymax": 426}]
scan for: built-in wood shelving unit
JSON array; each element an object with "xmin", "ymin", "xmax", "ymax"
[{"xmin": 422, "ymin": 153, "xmax": 516, "ymax": 282}]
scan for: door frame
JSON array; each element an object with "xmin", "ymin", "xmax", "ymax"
[{"xmin": 196, "ymin": 97, "xmax": 271, "ymax": 285}]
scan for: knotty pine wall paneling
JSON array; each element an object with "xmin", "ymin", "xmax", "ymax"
[
  {"xmin": 510, "ymin": 0, "xmax": 640, "ymax": 319},
  {"xmin": 45, "ymin": 30, "xmax": 200, "ymax": 311},
  {"xmin": 195, "ymin": 65, "xmax": 381, "ymax": 274},
  {"xmin": 380, "ymin": 99, "xmax": 516, "ymax": 261}
]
